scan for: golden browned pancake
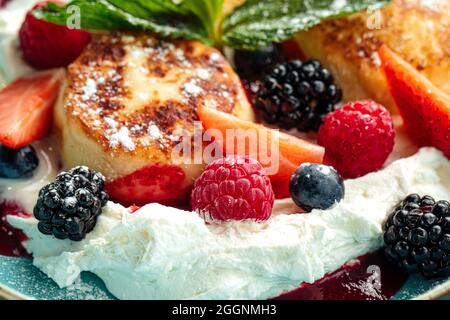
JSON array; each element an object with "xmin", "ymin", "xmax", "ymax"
[
  {"xmin": 294, "ymin": 0, "xmax": 450, "ymax": 111},
  {"xmin": 55, "ymin": 32, "xmax": 254, "ymax": 184}
]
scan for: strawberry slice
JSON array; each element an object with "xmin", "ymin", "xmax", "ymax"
[
  {"xmin": 0, "ymin": 69, "xmax": 64, "ymax": 148},
  {"xmin": 197, "ymin": 106, "xmax": 324, "ymax": 198},
  {"xmin": 379, "ymin": 45, "xmax": 450, "ymax": 158},
  {"xmin": 106, "ymin": 164, "xmax": 191, "ymax": 208}
]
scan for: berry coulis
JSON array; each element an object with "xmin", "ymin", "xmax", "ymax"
[
  {"xmin": 0, "ymin": 201, "xmax": 30, "ymax": 257},
  {"xmin": 275, "ymin": 250, "xmax": 408, "ymax": 300}
]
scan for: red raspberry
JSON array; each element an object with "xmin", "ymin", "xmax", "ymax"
[
  {"xmin": 19, "ymin": 1, "xmax": 91, "ymax": 69},
  {"xmin": 318, "ymin": 100, "xmax": 395, "ymax": 179},
  {"xmin": 191, "ymin": 156, "xmax": 275, "ymax": 223}
]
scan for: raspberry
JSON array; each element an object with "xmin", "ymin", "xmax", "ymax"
[
  {"xmin": 318, "ymin": 100, "xmax": 395, "ymax": 178},
  {"xmin": 19, "ymin": 1, "xmax": 91, "ymax": 69},
  {"xmin": 190, "ymin": 156, "xmax": 275, "ymax": 223}
]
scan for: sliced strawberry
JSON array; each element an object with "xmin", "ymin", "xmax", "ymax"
[
  {"xmin": 379, "ymin": 45, "xmax": 450, "ymax": 158},
  {"xmin": 197, "ymin": 106, "xmax": 324, "ymax": 198},
  {"xmin": 19, "ymin": 1, "xmax": 91, "ymax": 69},
  {"xmin": 0, "ymin": 69, "xmax": 64, "ymax": 149},
  {"xmin": 106, "ymin": 164, "xmax": 191, "ymax": 207}
]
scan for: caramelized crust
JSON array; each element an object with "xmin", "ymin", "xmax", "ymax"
[
  {"xmin": 62, "ymin": 32, "xmax": 251, "ymax": 155},
  {"xmin": 55, "ymin": 33, "xmax": 254, "ymax": 179},
  {"xmin": 295, "ymin": 0, "xmax": 450, "ymax": 110}
]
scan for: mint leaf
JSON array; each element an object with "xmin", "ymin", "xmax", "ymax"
[
  {"xmin": 222, "ymin": 0, "xmax": 391, "ymax": 50},
  {"xmin": 182, "ymin": 0, "xmax": 224, "ymax": 44},
  {"xmin": 33, "ymin": 0, "xmax": 210, "ymax": 43},
  {"xmin": 35, "ymin": 0, "xmax": 391, "ymax": 50}
]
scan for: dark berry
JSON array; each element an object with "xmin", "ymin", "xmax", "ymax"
[
  {"xmin": 289, "ymin": 163, "xmax": 345, "ymax": 212},
  {"xmin": 0, "ymin": 145, "xmax": 39, "ymax": 178},
  {"xmin": 75, "ymin": 188, "xmax": 94, "ymax": 206},
  {"xmin": 233, "ymin": 44, "xmax": 286, "ymax": 81},
  {"xmin": 33, "ymin": 166, "xmax": 108, "ymax": 241},
  {"xmin": 384, "ymin": 194, "xmax": 450, "ymax": 277},
  {"xmin": 433, "ymin": 200, "xmax": 449, "ymax": 217},
  {"xmin": 253, "ymin": 59, "xmax": 342, "ymax": 132}
]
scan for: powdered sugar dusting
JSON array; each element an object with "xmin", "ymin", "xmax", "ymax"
[
  {"xmin": 81, "ymin": 79, "xmax": 97, "ymax": 101},
  {"xmin": 108, "ymin": 127, "xmax": 135, "ymax": 151},
  {"xmin": 183, "ymin": 80, "xmax": 203, "ymax": 97},
  {"xmin": 63, "ymin": 33, "xmax": 245, "ymax": 154}
]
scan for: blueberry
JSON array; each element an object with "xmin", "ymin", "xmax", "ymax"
[
  {"xmin": 0, "ymin": 145, "xmax": 39, "ymax": 178},
  {"xmin": 289, "ymin": 163, "xmax": 345, "ymax": 211}
]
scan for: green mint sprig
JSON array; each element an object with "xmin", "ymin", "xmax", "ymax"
[{"xmin": 34, "ymin": 0, "xmax": 391, "ymax": 50}]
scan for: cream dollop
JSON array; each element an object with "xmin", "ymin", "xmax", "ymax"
[{"xmin": 8, "ymin": 148, "xmax": 450, "ymax": 300}]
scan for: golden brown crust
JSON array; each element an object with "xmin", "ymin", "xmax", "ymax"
[
  {"xmin": 295, "ymin": 0, "xmax": 450, "ymax": 110},
  {"xmin": 63, "ymin": 32, "xmax": 249, "ymax": 156}
]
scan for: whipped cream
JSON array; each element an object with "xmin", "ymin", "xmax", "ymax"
[
  {"xmin": 8, "ymin": 148, "xmax": 450, "ymax": 300},
  {"xmin": 0, "ymin": 0, "xmax": 42, "ymax": 85}
]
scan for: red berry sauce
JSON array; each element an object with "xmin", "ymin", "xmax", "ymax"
[
  {"xmin": 275, "ymin": 250, "xmax": 408, "ymax": 300},
  {"xmin": 0, "ymin": 201, "xmax": 30, "ymax": 257}
]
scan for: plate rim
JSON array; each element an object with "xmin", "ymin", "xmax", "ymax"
[{"xmin": 1, "ymin": 279, "xmax": 450, "ymax": 300}]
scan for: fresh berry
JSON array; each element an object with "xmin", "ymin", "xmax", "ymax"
[
  {"xmin": 379, "ymin": 45, "xmax": 450, "ymax": 158},
  {"xmin": 0, "ymin": 0, "xmax": 10, "ymax": 7},
  {"xmin": 197, "ymin": 106, "xmax": 325, "ymax": 198},
  {"xmin": 0, "ymin": 145, "xmax": 39, "ymax": 179},
  {"xmin": 0, "ymin": 70, "xmax": 64, "ymax": 149},
  {"xmin": 191, "ymin": 156, "xmax": 274, "ymax": 222},
  {"xmin": 233, "ymin": 44, "xmax": 286, "ymax": 81},
  {"xmin": 106, "ymin": 164, "xmax": 190, "ymax": 207},
  {"xmin": 384, "ymin": 194, "xmax": 450, "ymax": 277},
  {"xmin": 289, "ymin": 163, "xmax": 344, "ymax": 212},
  {"xmin": 254, "ymin": 59, "xmax": 342, "ymax": 132},
  {"xmin": 19, "ymin": 1, "xmax": 91, "ymax": 69},
  {"xmin": 318, "ymin": 100, "xmax": 395, "ymax": 179},
  {"xmin": 34, "ymin": 166, "xmax": 109, "ymax": 241}
]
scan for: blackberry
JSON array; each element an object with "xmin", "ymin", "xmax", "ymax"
[
  {"xmin": 0, "ymin": 145, "xmax": 39, "ymax": 179},
  {"xmin": 383, "ymin": 194, "xmax": 450, "ymax": 277},
  {"xmin": 233, "ymin": 44, "xmax": 286, "ymax": 81},
  {"xmin": 33, "ymin": 166, "xmax": 109, "ymax": 241},
  {"xmin": 254, "ymin": 59, "xmax": 342, "ymax": 132}
]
